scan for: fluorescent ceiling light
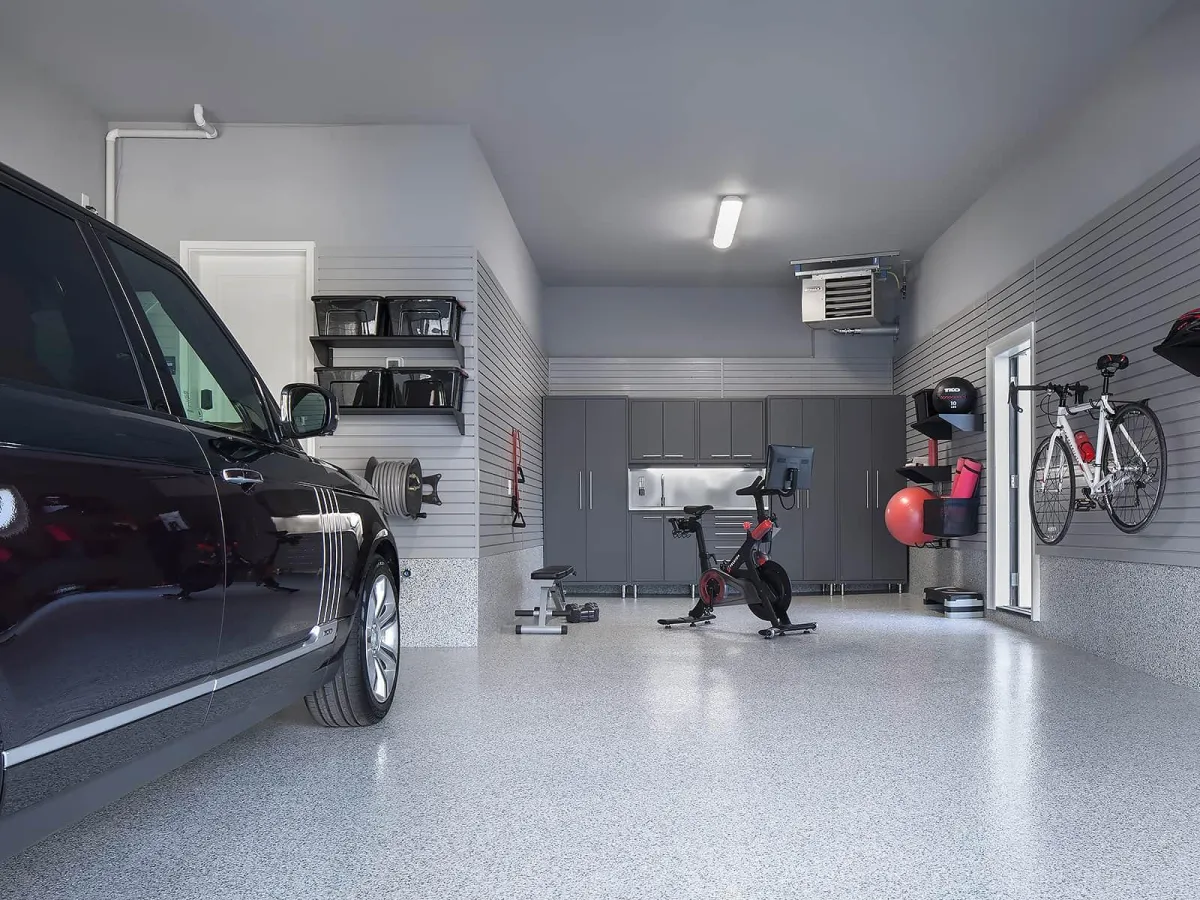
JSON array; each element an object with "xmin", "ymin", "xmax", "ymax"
[{"xmin": 712, "ymin": 196, "xmax": 743, "ymax": 250}]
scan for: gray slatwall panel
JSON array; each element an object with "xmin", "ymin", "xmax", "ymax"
[
  {"xmin": 549, "ymin": 358, "xmax": 892, "ymax": 397},
  {"xmin": 315, "ymin": 247, "xmax": 478, "ymax": 559},
  {"xmin": 898, "ymin": 144, "xmax": 1200, "ymax": 568},
  {"xmin": 476, "ymin": 258, "xmax": 548, "ymax": 557}
]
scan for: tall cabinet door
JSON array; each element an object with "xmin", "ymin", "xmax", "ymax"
[
  {"xmin": 585, "ymin": 398, "xmax": 630, "ymax": 582},
  {"xmin": 837, "ymin": 398, "xmax": 874, "ymax": 582},
  {"xmin": 767, "ymin": 398, "xmax": 805, "ymax": 580},
  {"xmin": 871, "ymin": 396, "xmax": 909, "ymax": 582},
  {"xmin": 543, "ymin": 398, "xmax": 587, "ymax": 579},
  {"xmin": 802, "ymin": 398, "xmax": 841, "ymax": 582}
]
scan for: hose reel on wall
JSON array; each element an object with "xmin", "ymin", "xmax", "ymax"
[{"xmin": 365, "ymin": 457, "xmax": 443, "ymax": 520}]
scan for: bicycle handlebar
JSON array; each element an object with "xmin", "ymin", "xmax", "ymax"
[{"xmin": 1009, "ymin": 381, "xmax": 1090, "ymax": 412}]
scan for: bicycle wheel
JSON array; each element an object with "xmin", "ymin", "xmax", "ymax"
[
  {"xmin": 1101, "ymin": 401, "xmax": 1167, "ymax": 533},
  {"xmin": 1030, "ymin": 434, "xmax": 1075, "ymax": 545}
]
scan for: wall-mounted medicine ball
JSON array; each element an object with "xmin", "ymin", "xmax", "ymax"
[{"xmin": 931, "ymin": 377, "xmax": 978, "ymax": 414}]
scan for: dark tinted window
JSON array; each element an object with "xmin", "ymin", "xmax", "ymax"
[
  {"xmin": 0, "ymin": 183, "xmax": 147, "ymax": 406},
  {"xmin": 106, "ymin": 241, "xmax": 275, "ymax": 441}
]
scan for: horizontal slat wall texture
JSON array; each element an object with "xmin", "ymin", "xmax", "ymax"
[
  {"xmin": 315, "ymin": 247, "xmax": 478, "ymax": 559},
  {"xmin": 549, "ymin": 357, "xmax": 893, "ymax": 397},
  {"xmin": 897, "ymin": 146, "xmax": 1200, "ymax": 568},
  {"xmin": 476, "ymin": 258, "xmax": 548, "ymax": 558}
]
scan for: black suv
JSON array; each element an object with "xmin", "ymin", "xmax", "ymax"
[{"xmin": 0, "ymin": 163, "xmax": 400, "ymax": 862}]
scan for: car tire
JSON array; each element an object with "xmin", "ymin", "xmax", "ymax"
[{"xmin": 305, "ymin": 557, "xmax": 399, "ymax": 727}]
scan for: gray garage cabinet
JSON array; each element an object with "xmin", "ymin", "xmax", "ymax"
[
  {"xmin": 543, "ymin": 397, "xmax": 629, "ymax": 582},
  {"xmin": 767, "ymin": 396, "xmax": 906, "ymax": 586}
]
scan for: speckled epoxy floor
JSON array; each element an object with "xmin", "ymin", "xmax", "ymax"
[{"xmin": 5, "ymin": 593, "xmax": 1200, "ymax": 899}]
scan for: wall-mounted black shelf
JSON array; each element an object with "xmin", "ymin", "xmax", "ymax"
[
  {"xmin": 910, "ymin": 413, "xmax": 982, "ymax": 441},
  {"xmin": 897, "ymin": 465, "xmax": 953, "ymax": 485},
  {"xmin": 1153, "ymin": 338, "xmax": 1200, "ymax": 376},
  {"xmin": 338, "ymin": 407, "xmax": 465, "ymax": 435},
  {"xmin": 310, "ymin": 335, "xmax": 465, "ymax": 367}
]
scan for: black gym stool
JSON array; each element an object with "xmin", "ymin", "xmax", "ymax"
[{"xmin": 515, "ymin": 565, "xmax": 575, "ymax": 635}]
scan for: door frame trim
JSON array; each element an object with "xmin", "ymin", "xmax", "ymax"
[
  {"xmin": 0, "ymin": 620, "xmax": 339, "ymax": 769},
  {"xmin": 179, "ymin": 241, "xmax": 317, "ymax": 451},
  {"xmin": 985, "ymin": 322, "xmax": 1039, "ymax": 620}
]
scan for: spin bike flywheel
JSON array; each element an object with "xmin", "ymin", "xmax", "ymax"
[{"xmin": 699, "ymin": 561, "xmax": 792, "ymax": 623}]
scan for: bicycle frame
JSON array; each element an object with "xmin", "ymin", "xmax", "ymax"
[{"xmin": 1041, "ymin": 393, "xmax": 1148, "ymax": 497}]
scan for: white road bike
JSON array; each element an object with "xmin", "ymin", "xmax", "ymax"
[{"xmin": 1010, "ymin": 353, "xmax": 1167, "ymax": 545}]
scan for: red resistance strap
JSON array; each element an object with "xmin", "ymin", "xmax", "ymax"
[{"xmin": 743, "ymin": 519, "xmax": 772, "ymax": 540}]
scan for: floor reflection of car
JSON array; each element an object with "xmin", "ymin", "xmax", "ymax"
[{"xmin": 0, "ymin": 161, "xmax": 402, "ymax": 863}]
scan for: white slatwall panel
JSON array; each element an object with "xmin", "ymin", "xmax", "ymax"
[
  {"xmin": 476, "ymin": 258, "xmax": 548, "ymax": 557},
  {"xmin": 315, "ymin": 247, "xmax": 478, "ymax": 559},
  {"xmin": 897, "ymin": 144, "xmax": 1200, "ymax": 567},
  {"xmin": 549, "ymin": 357, "xmax": 892, "ymax": 397}
]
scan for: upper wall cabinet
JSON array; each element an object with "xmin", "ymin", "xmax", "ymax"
[
  {"xmin": 699, "ymin": 400, "xmax": 765, "ymax": 464},
  {"xmin": 630, "ymin": 400, "xmax": 697, "ymax": 463}
]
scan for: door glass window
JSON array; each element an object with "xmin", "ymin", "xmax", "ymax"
[
  {"xmin": 0, "ymin": 184, "xmax": 147, "ymax": 406},
  {"xmin": 106, "ymin": 240, "xmax": 275, "ymax": 441}
]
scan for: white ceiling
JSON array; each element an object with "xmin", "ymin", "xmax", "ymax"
[{"xmin": 2, "ymin": 0, "xmax": 1174, "ymax": 286}]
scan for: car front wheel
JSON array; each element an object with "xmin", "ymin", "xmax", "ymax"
[{"xmin": 305, "ymin": 557, "xmax": 399, "ymax": 727}]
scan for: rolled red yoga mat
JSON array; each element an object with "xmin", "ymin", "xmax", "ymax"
[{"xmin": 950, "ymin": 457, "xmax": 982, "ymax": 499}]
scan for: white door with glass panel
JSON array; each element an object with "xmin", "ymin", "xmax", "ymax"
[{"xmin": 179, "ymin": 242, "xmax": 316, "ymax": 421}]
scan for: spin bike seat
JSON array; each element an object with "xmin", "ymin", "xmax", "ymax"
[{"xmin": 683, "ymin": 504, "xmax": 714, "ymax": 517}]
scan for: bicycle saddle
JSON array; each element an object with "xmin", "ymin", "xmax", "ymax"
[
  {"xmin": 1096, "ymin": 353, "xmax": 1129, "ymax": 376},
  {"xmin": 683, "ymin": 504, "xmax": 713, "ymax": 517}
]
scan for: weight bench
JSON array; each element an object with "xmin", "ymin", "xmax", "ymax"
[{"xmin": 515, "ymin": 564, "xmax": 575, "ymax": 635}]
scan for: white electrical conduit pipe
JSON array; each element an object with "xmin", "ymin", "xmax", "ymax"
[
  {"xmin": 105, "ymin": 103, "xmax": 219, "ymax": 223},
  {"xmin": 831, "ymin": 326, "xmax": 900, "ymax": 337}
]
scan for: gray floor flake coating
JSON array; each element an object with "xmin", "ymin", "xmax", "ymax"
[{"xmin": 4, "ymin": 593, "xmax": 1200, "ymax": 899}]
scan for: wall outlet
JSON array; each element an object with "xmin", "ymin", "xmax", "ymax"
[
  {"xmin": 506, "ymin": 478, "xmax": 513, "ymax": 497},
  {"xmin": 385, "ymin": 356, "xmax": 404, "ymax": 368}
]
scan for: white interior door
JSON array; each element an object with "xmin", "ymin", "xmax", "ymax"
[{"xmin": 180, "ymin": 241, "xmax": 315, "ymax": 420}]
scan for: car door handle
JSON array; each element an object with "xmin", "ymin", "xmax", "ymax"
[{"xmin": 222, "ymin": 468, "xmax": 264, "ymax": 488}]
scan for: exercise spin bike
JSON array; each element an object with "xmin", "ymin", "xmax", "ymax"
[{"xmin": 658, "ymin": 445, "xmax": 816, "ymax": 640}]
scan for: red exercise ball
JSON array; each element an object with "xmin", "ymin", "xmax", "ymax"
[{"xmin": 885, "ymin": 486, "xmax": 936, "ymax": 546}]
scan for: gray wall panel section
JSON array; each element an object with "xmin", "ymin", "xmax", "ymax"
[
  {"xmin": 476, "ymin": 258, "xmax": 548, "ymax": 558},
  {"xmin": 315, "ymin": 247, "xmax": 478, "ymax": 559},
  {"xmin": 897, "ymin": 143, "xmax": 1200, "ymax": 569},
  {"xmin": 549, "ymin": 358, "xmax": 892, "ymax": 397}
]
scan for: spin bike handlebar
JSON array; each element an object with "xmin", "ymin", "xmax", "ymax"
[{"xmin": 1009, "ymin": 381, "xmax": 1089, "ymax": 413}]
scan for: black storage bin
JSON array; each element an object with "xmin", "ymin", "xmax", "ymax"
[
  {"xmin": 313, "ymin": 296, "xmax": 384, "ymax": 336},
  {"xmin": 384, "ymin": 296, "xmax": 463, "ymax": 340},
  {"xmin": 386, "ymin": 367, "xmax": 468, "ymax": 411},
  {"xmin": 912, "ymin": 389, "xmax": 936, "ymax": 423},
  {"xmin": 315, "ymin": 367, "xmax": 389, "ymax": 408},
  {"xmin": 923, "ymin": 498, "xmax": 980, "ymax": 538}
]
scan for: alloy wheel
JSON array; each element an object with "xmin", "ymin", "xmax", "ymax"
[{"xmin": 363, "ymin": 573, "xmax": 400, "ymax": 703}]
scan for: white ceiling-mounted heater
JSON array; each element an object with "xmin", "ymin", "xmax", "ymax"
[{"xmin": 793, "ymin": 251, "xmax": 901, "ymax": 332}]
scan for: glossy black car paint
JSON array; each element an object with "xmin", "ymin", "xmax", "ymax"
[{"xmin": 0, "ymin": 162, "xmax": 397, "ymax": 862}]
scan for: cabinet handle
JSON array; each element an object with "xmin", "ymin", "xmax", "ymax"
[
  {"xmin": 642, "ymin": 454, "xmax": 663, "ymax": 458},
  {"xmin": 589, "ymin": 472, "xmax": 593, "ymax": 510},
  {"xmin": 664, "ymin": 454, "xmax": 685, "ymax": 458},
  {"xmin": 579, "ymin": 472, "xmax": 583, "ymax": 510},
  {"xmin": 733, "ymin": 454, "xmax": 753, "ymax": 458},
  {"xmin": 710, "ymin": 453, "xmax": 731, "ymax": 458},
  {"xmin": 642, "ymin": 516, "xmax": 660, "ymax": 520},
  {"xmin": 806, "ymin": 489, "xmax": 810, "ymax": 509},
  {"xmin": 866, "ymin": 470, "xmax": 870, "ymax": 509},
  {"xmin": 875, "ymin": 470, "xmax": 880, "ymax": 509}
]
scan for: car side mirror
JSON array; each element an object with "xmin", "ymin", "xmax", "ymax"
[{"xmin": 280, "ymin": 383, "xmax": 339, "ymax": 439}]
